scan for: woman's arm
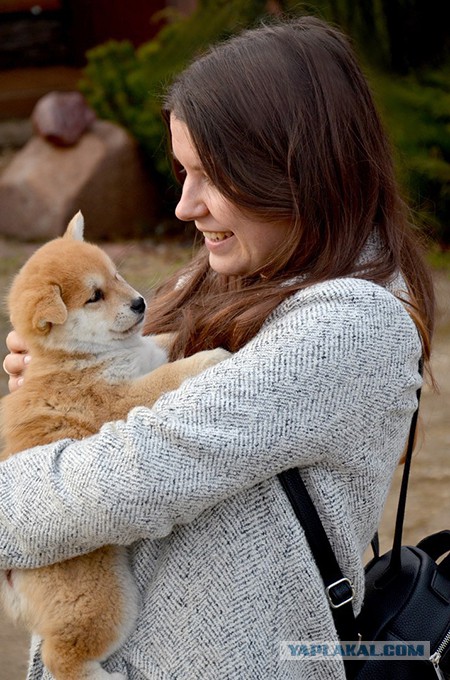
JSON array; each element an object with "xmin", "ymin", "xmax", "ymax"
[{"xmin": 0, "ymin": 279, "xmax": 422, "ymax": 570}]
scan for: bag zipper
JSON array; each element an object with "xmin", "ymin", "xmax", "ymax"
[{"xmin": 430, "ymin": 628, "xmax": 450, "ymax": 679}]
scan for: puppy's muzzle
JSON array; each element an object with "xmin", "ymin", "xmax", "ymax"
[{"xmin": 130, "ymin": 297, "xmax": 146, "ymax": 315}]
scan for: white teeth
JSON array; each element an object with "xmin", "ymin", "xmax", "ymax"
[{"xmin": 203, "ymin": 231, "xmax": 233, "ymax": 242}]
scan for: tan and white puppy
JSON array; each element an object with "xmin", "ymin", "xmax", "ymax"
[{"xmin": 0, "ymin": 212, "xmax": 228, "ymax": 680}]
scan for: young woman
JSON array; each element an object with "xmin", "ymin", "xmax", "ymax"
[{"xmin": 1, "ymin": 16, "xmax": 434, "ymax": 680}]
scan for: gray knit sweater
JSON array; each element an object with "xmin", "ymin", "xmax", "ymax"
[{"xmin": 0, "ymin": 276, "xmax": 422, "ymax": 680}]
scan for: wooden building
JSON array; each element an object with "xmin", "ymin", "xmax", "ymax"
[{"xmin": 0, "ymin": 0, "xmax": 197, "ymax": 68}]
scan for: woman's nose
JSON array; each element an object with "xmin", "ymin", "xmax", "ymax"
[{"xmin": 175, "ymin": 184, "xmax": 208, "ymax": 222}]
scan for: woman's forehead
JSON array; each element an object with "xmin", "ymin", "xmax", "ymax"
[{"xmin": 170, "ymin": 115, "xmax": 203, "ymax": 170}]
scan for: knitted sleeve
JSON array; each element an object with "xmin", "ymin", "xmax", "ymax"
[{"xmin": 0, "ymin": 278, "xmax": 421, "ymax": 569}]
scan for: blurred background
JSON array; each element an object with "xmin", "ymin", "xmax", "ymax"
[
  {"xmin": 0, "ymin": 0, "xmax": 449, "ymax": 243},
  {"xmin": 0, "ymin": 2, "xmax": 449, "ymax": 679}
]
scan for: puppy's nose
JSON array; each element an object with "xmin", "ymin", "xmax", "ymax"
[{"xmin": 130, "ymin": 297, "xmax": 146, "ymax": 315}]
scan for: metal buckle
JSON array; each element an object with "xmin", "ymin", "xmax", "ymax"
[
  {"xmin": 355, "ymin": 633, "xmax": 362, "ymax": 653},
  {"xmin": 325, "ymin": 577, "xmax": 355, "ymax": 609}
]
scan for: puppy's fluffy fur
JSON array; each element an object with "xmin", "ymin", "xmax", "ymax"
[{"xmin": 0, "ymin": 213, "xmax": 227, "ymax": 680}]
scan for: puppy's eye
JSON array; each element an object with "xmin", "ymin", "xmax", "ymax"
[{"xmin": 85, "ymin": 289, "xmax": 104, "ymax": 304}]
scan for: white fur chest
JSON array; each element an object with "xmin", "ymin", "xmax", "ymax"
[
  {"xmin": 103, "ymin": 336, "xmax": 167, "ymax": 383},
  {"xmin": 95, "ymin": 336, "xmax": 168, "ymax": 383}
]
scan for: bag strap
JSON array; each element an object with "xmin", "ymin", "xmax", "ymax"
[
  {"xmin": 278, "ymin": 468, "xmax": 359, "ymax": 641},
  {"xmin": 278, "ymin": 359, "xmax": 422, "ymax": 641},
  {"xmin": 379, "ymin": 359, "xmax": 422, "ymax": 582}
]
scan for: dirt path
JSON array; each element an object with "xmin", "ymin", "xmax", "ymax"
[{"xmin": 0, "ymin": 261, "xmax": 449, "ymax": 680}]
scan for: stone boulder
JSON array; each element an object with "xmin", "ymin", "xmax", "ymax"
[
  {"xmin": 0, "ymin": 120, "xmax": 159, "ymax": 241},
  {"xmin": 31, "ymin": 91, "xmax": 97, "ymax": 147}
]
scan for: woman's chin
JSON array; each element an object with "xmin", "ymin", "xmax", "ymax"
[{"xmin": 208, "ymin": 252, "xmax": 249, "ymax": 277}]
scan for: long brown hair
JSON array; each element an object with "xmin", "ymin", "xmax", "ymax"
[{"xmin": 145, "ymin": 16, "xmax": 434, "ymax": 362}]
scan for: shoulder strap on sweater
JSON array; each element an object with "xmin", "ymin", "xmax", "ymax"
[
  {"xmin": 278, "ymin": 467, "xmax": 359, "ymax": 641},
  {"xmin": 278, "ymin": 358, "xmax": 422, "ymax": 641}
]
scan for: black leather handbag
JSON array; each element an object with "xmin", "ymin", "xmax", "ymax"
[{"xmin": 278, "ymin": 372, "xmax": 450, "ymax": 679}]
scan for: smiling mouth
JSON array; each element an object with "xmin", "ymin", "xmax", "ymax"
[{"xmin": 203, "ymin": 231, "xmax": 233, "ymax": 242}]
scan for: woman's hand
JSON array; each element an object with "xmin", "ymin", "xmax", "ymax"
[{"xmin": 3, "ymin": 331, "xmax": 30, "ymax": 392}]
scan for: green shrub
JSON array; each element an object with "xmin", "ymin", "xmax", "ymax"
[
  {"xmin": 368, "ymin": 68, "xmax": 450, "ymax": 243},
  {"xmin": 80, "ymin": 0, "xmax": 270, "ymax": 185}
]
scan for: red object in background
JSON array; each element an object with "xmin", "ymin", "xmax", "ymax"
[
  {"xmin": 0, "ymin": 0, "xmax": 66, "ymax": 69},
  {"xmin": 0, "ymin": 1, "xmax": 194, "ymax": 68},
  {"xmin": 31, "ymin": 90, "xmax": 97, "ymax": 146},
  {"xmin": 63, "ymin": 0, "xmax": 167, "ymax": 65},
  {"xmin": 0, "ymin": 1, "xmax": 61, "ymax": 12}
]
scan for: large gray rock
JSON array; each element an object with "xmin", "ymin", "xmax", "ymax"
[{"xmin": 0, "ymin": 120, "xmax": 158, "ymax": 241}]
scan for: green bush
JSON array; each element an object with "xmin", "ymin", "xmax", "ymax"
[
  {"xmin": 368, "ymin": 68, "xmax": 450, "ymax": 243},
  {"xmin": 80, "ymin": 0, "xmax": 270, "ymax": 184}
]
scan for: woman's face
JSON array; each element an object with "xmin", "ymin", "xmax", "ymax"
[{"xmin": 170, "ymin": 115, "xmax": 292, "ymax": 277}]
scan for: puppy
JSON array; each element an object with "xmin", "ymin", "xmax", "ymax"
[{"xmin": 0, "ymin": 212, "xmax": 228, "ymax": 680}]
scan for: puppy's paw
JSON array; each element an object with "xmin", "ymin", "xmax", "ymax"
[
  {"xmin": 194, "ymin": 347, "xmax": 231, "ymax": 370},
  {"xmin": 87, "ymin": 669, "xmax": 126, "ymax": 680}
]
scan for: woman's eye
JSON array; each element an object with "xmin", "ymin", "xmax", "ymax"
[
  {"xmin": 177, "ymin": 167, "xmax": 187, "ymax": 183},
  {"xmin": 85, "ymin": 289, "xmax": 104, "ymax": 304},
  {"xmin": 173, "ymin": 159, "xmax": 187, "ymax": 184}
]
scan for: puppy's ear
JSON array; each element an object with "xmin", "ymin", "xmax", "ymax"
[
  {"xmin": 64, "ymin": 211, "xmax": 84, "ymax": 241},
  {"xmin": 32, "ymin": 285, "xmax": 68, "ymax": 334}
]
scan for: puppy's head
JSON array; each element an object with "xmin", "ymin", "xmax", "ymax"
[{"xmin": 8, "ymin": 212, "xmax": 147, "ymax": 355}]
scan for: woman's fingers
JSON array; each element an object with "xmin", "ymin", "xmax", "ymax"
[
  {"xmin": 6, "ymin": 330, "xmax": 28, "ymax": 354},
  {"xmin": 7, "ymin": 374, "xmax": 25, "ymax": 392},
  {"xmin": 3, "ymin": 331, "xmax": 30, "ymax": 392},
  {"xmin": 3, "ymin": 351, "xmax": 29, "ymax": 376}
]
